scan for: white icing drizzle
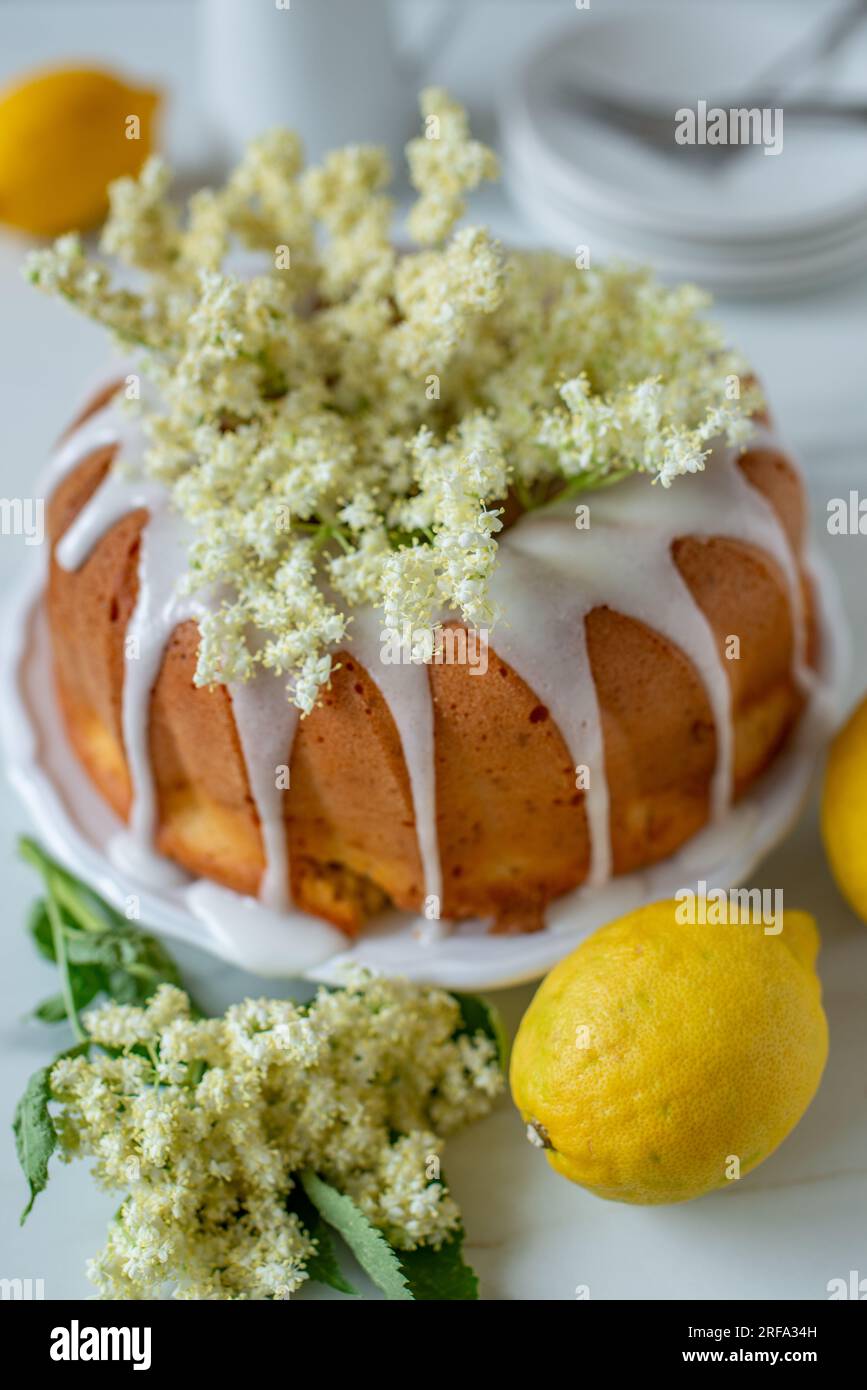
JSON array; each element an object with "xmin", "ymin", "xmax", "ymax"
[
  {"xmin": 57, "ymin": 466, "xmax": 167, "ymax": 571},
  {"xmin": 50, "ymin": 404, "xmax": 203, "ymax": 885},
  {"xmin": 56, "ymin": 436, "xmax": 202, "ymax": 870},
  {"xmin": 487, "ymin": 540, "xmax": 613, "ymax": 884},
  {"xmin": 228, "ymin": 672, "xmax": 299, "ymax": 910},
  {"xmin": 348, "ymin": 607, "xmax": 443, "ymax": 909},
  {"xmin": 490, "ymin": 437, "xmax": 810, "ymax": 883},
  {"xmin": 737, "ymin": 421, "xmax": 813, "ymax": 691},
  {"xmin": 43, "ymin": 400, "xmax": 133, "ymax": 494},
  {"xmin": 118, "ymin": 504, "xmax": 200, "ymax": 847},
  {"xmin": 51, "ymin": 397, "xmax": 307, "ymax": 907},
  {"xmin": 48, "ymin": 393, "xmax": 811, "ymax": 925}
]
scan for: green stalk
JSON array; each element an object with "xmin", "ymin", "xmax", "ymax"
[
  {"xmin": 19, "ymin": 837, "xmax": 114, "ymax": 934},
  {"xmin": 45, "ymin": 892, "xmax": 86, "ymax": 1044},
  {"xmin": 49, "ymin": 875, "xmax": 111, "ymax": 935}
]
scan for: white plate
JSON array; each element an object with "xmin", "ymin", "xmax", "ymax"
[
  {"xmin": 502, "ymin": 4, "xmax": 867, "ymax": 238},
  {"xmin": 501, "ymin": 153, "xmax": 867, "ymax": 295},
  {"xmin": 1, "ymin": 551, "xmax": 848, "ymax": 992},
  {"xmin": 499, "ymin": 2, "xmax": 867, "ymax": 292}
]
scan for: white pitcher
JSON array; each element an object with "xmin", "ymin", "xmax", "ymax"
[{"xmin": 200, "ymin": 0, "xmax": 460, "ymax": 168}]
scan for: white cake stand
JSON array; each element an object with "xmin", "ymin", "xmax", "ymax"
[{"xmin": 1, "ymin": 553, "xmax": 848, "ymax": 991}]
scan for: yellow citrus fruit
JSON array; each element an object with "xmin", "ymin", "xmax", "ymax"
[
  {"xmin": 510, "ymin": 901, "xmax": 828, "ymax": 1204},
  {"xmin": 822, "ymin": 693, "xmax": 867, "ymax": 923},
  {"xmin": 0, "ymin": 66, "xmax": 160, "ymax": 236}
]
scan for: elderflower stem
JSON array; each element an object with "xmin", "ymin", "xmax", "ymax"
[
  {"xmin": 20, "ymin": 838, "xmax": 113, "ymax": 934},
  {"xmin": 51, "ymin": 877, "xmax": 111, "ymax": 935},
  {"xmin": 45, "ymin": 889, "xmax": 86, "ymax": 1043}
]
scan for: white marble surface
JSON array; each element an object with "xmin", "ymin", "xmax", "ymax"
[{"xmin": 0, "ymin": 0, "xmax": 865, "ymax": 1301}]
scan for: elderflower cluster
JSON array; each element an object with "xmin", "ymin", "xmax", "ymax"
[
  {"xmin": 48, "ymin": 975, "xmax": 502, "ymax": 1301},
  {"xmin": 27, "ymin": 88, "xmax": 760, "ymax": 712}
]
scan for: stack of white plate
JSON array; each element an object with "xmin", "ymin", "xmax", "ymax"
[{"xmin": 499, "ymin": 2, "xmax": 867, "ymax": 295}]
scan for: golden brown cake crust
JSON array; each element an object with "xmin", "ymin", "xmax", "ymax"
[{"xmin": 45, "ymin": 390, "xmax": 817, "ymax": 934}]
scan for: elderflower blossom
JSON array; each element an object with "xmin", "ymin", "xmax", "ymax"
[
  {"xmin": 49, "ymin": 975, "xmax": 502, "ymax": 1300},
  {"xmin": 27, "ymin": 91, "xmax": 761, "ymax": 713},
  {"xmin": 406, "ymin": 87, "xmax": 500, "ymax": 245}
]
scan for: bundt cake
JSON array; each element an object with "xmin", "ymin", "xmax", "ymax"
[
  {"xmin": 44, "ymin": 383, "xmax": 817, "ymax": 935},
  {"xmin": 29, "ymin": 91, "xmax": 822, "ymax": 940}
]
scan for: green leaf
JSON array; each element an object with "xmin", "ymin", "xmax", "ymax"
[
  {"xmin": 27, "ymin": 900, "xmax": 55, "ymax": 961},
  {"xmin": 13, "ymin": 1065, "xmax": 56, "ymax": 1224},
  {"xmin": 300, "ymin": 1170, "xmax": 412, "ymax": 1301},
  {"xmin": 288, "ymin": 1185, "xmax": 358, "ymax": 1296},
  {"xmin": 33, "ymin": 995, "xmax": 68, "ymax": 1024},
  {"xmin": 304, "ymin": 1219, "xmax": 359, "ymax": 1297},
  {"xmin": 14, "ymin": 1041, "xmax": 90, "ymax": 1222},
  {"xmin": 20, "ymin": 839, "xmax": 194, "ymax": 1018},
  {"xmin": 65, "ymin": 929, "xmax": 176, "ymax": 987},
  {"xmin": 19, "ymin": 838, "xmax": 123, "ymax": 933},
  {"xmin": 396, "ymin": 1226, "xmax": 479, "ymax": 1301},
  {"xmin": 34, "ymin": 965, "xmax": 103, "ymax": 1022},
  {"xmin": 27, "ymin": 897, "xmax": 87, "ymax": 962},
  {"xmin": 452, "ymin": 991, "xmax": 510, "ymax": 1069}
]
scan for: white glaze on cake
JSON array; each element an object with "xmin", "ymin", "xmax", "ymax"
[
  {"xmin": 349, "ymin": 606, "xmax": 443, "ymax": 910},
  {"xmin": 48, "ymin": 393, "xmax": 811, "ymax": 928},
  {"xmin": 53, "ymin": 412, "xmax": 203, "ymax": 887},
  {"xmin": 228, "ymin": 671, "xmax": 299, "ymax": 911},
  {"xmin": 489, "ymin": 428, "xmax": 810, "ymax": 884}
]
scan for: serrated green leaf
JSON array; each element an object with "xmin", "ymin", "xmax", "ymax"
[
  {"xmin": 305, "ymin": 1220, "xmax": 359, "ymax": 1296},
  {"xmin": 452, "ymin": 991, "xmax": 510, "ymax": 1068},
  {"xmin": 288, "ymin": 1185, "xmax": 358, "ymax": 1295},
  {"xmin": 396, "ymin": 1226, "xmax": 479, "ymax": 1300},
  {"xmin": 62, "ymin": 926, "xmax": 182, "ymax": 1002},
  {"xmin": 300, "ymin": 1170, "xmax": 412, "ymax": 1301},
  {"xmin": 13, "ymin": 1065, "xmax": 56, "ymax": 1223},
  {"xmin": 14, "ymin": 1041, "xmax": 91, "ymax": 1223}
]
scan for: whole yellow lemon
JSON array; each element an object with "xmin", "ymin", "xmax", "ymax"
[
  {"xmin": 510, "ymin": 901, "xmax": 828, "ymax": 1204},
  {"xmin": 0, "ymin": 66, "xmax": 160, "ymax": 236},
  {"xmin": 822, "ymin": 693, "xmax": 867, "ymax": 923}
]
